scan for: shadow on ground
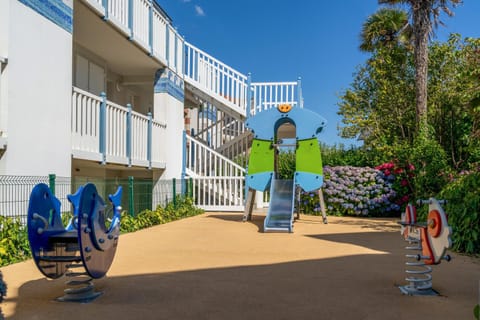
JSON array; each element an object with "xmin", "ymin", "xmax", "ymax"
[
  {"xmin": 9, "ymin": 232, "xmax": 477, "ymax": 320},
  {"xmin": 208, "ymin": 213, "xmax": 265, "ymax": 232}
]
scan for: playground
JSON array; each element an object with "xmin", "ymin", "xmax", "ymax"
[{"xmin": 1, "ymin": 211, "xmax": 478, "ymax": 320}]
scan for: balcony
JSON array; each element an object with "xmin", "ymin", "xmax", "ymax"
[
  {"xmin": 76, "ymin": 0, "xmax": 183, "ymax": 78},
  {"xmin": 71, "ymin": 86, "xmax": 167, "ymax": 169}
]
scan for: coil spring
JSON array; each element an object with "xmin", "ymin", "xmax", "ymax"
[
  {"xmin": 402, "ymin": 234, "xmax": 432, "ymax": 292},
  {"xmin": 56, "ymin": 262, "xmax": 102, "ymax": 303}
]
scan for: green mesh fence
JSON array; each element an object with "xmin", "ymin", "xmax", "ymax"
[{"xmin": 0, "ymin": 175, "xmax": 188, "ymax": 223}]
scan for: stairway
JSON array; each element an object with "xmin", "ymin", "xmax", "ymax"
[{"xmin": 183, "ymin": 41, "xmax": 304, "ymax": 211}]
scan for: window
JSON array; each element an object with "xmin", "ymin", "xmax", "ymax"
[{"xmin": 74, "ymin": 54, "xmax": 105, "ymax": 96}]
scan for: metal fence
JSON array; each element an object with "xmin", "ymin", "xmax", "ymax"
[{"xmin": 0, "ymin": 175, "xmax": 190, "ymax": 225}]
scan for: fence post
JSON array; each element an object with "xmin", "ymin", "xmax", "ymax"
[
  {"xmin": 128, "ymin": 0, "xmax": 133, "ymax": 39},
  {"xmin": 126, "ymin": 104, "xmax": 132, "ymax": 167},
  {"xmin": 147, "ymin": 112, "xmax": 152, "ymax": 169},
  {"xmin": 99, "ymin": 92, "xmax": 107, "ymax": 164},
  {"xmin": 102, "ymin": 0, "xmax": 109, "ymax": 20},
  {"xmin": 148, "ymin": 0, "xmax": 153, "ymax": 56},
  {"xmin": 128, "ymin": 176, "xmax": 134, "ymax": 216},
  {"xmin": 181, "ymin": 130, "xmax": 186, "ymax": 195},
  {"xmin": 48, "ymin": 174, "xmax": 56, "ymax": 195},
  {"xmin": 189, "ymin": 177, "xmax": 193, "ymax": 198},
  {"xmin": 172, "ymin": 178, "xmax": 176, "ymax": 207},
  {"xmin": 165, "ymin": 26, "xmax": 170, "ymax": 66},
  {"xmin": 190, "ymin": 128, "xmax": 195, "ymax": 168},
  {"xmin": 246, "ymin": 72, "xmax": 252, "ymax": 118}
]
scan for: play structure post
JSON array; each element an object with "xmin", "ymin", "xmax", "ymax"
[
  {"xmin": 296, "ymin": 77, "xmax": 302, "ymax": 108},
  {"xmin": 317, "ymin": 188, "xmax": 328, "ymax": 224}
]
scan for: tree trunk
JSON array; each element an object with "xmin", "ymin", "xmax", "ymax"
[{"xmin": 412, "ymin": 0, "xmax": 432, "ymax": 133}]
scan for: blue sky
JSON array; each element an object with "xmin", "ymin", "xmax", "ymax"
[{"xmin": 159, "ymin": 0, "xmax": 480, "ymax": 147}]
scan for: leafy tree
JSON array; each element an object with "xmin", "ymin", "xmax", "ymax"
[
  {"xmin": 359, "ymin": 8, "xmax": 411, "ymax": 52},
  {"xmin": 428, "ymin": 35, "xmax": 480, "ymax": 170},
  {"xmin": 379, "ymin": 0, "xmax": 462, "ymax": 132},
  {"xmin": 338, "ymin": 44, "xmax": 415, "ymax": 148}
]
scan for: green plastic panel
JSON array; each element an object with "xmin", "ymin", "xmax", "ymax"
[
  {"xmin": 247, "ymin": 139, "xmax": 274, "ymax": 174},
  {"xmin": 296, "ymin": 138, "xmax": 323, "ymax": 175}
]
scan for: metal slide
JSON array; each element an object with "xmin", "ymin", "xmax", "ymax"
[{"xmin": 264, "ymin": 178, "xmax": 295, "ymax": 232}]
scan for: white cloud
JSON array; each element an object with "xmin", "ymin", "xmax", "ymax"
[
  {"xmin": 181, "ymin": 0, "xmax": 191, "ymax": 2},
  {"xmin": 194, "ymin": 5, "xmax": 205, "ymax": 16}
]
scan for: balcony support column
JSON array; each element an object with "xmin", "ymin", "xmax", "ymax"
[{"xmin": 153, "ymin": 68, "xmax": 184, "ymax": 179}]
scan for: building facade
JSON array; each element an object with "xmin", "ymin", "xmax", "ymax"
[{"xmin": 0, "ymin": 0, "xmax": 303, "ymax": 212}]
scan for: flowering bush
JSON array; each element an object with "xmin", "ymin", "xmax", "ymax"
[
  {"xmin": 300, "ymin": 166, "xmax": 400, "ymax": 217},
  {"xmin": 375, "ymin": 161, "xmax": 415, "ymax": 209}
]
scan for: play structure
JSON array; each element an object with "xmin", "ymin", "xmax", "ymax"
[
  {"xmin": 243, "ymin": 103, "xmax": 327, "ymax": 232},
  {"xmin": 27, "ymin": 183, "xmax": 122, "ymax": 302},
  {"xmin": 398, "ymin": 198, "xmax": 452, "ymax": 295}
]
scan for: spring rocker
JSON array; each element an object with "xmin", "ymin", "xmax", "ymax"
[
  {"xmin": 243, "ymin": 103, "xmax": 327, "ymax": 232},
  {"xmin": 27, "ymin": 183, "xmax": 122, "ymax": 302},
  {"xmin": 398, "ymin": 198, "xmax": 452, "ymax": 295}
]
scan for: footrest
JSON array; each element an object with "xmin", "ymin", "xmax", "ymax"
[{"xmin": 38, "ymin": 256, "xmax": 82, "ymax": 263}]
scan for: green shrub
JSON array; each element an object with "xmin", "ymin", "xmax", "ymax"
[
  {"xmin": 439, "ymin": 172, "xmax": 480, "ymax": 254},
  {"xmin": 278, "ymin": 151, "xmax": 296, "ymax": 179},
  {"xmin": 410, "ymin": 134, "xmax": 450, "ymax": 199},
  {"xmin": 0, "ymin": 216, "xmax": 31, "ymax": 267},
  {"xmin": 120, "ymin": 196, "xmax": 204, "ymax": 233},
  {"xmin": 0, "ymin": 269, "xmax": 5, "ymax": 320}
]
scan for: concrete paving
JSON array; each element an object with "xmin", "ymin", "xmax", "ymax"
[{"xmin": 1, "ymin": 212, "xmax": 479, "ymax": 319}]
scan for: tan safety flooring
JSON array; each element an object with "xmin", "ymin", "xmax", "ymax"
[{"xmin": 1, "ymin": 212, "xmax": 479, "ymax": 319}]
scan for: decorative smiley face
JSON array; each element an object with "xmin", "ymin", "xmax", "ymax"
[{"xmin": 278, "ymin": 104, "xmax": 292, "ymax": 113}]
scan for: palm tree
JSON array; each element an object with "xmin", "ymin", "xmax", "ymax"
[
  {"xmin": 359, "ymin": 8, "xmax": 411, "ymax": 53},
  {"xmin": 378, "ymin": 0, "xmax": 462, "ymax": 133}
]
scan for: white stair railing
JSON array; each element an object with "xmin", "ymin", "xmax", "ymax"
[
  {"xmin": 184, "ymin": 42, "xmax": 248, "ymax": 115},
  {"xmin": 216, "ymin": 131, "xmax": 252, "ymax": 167},
  {"xmin": 185, "ymin": 134, "xmax": 245, "ymax": 177},
  {"xmin": 191, "ymin": 176, "xmax": 245, "ymax": 211}
]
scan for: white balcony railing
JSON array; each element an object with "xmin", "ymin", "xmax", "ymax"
[
  {"xmin": 71, "ymin": 87, "xmax": 166, "ymax": 168},
  {"xmin": 71, "ymin": 87, "xmax": 101, "ymax": 160},
  {"xmin": 82, "ymin": 0, "xmax": 183, "ymax": 72}
]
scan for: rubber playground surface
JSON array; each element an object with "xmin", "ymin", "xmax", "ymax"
[{"xmin": 1, "ymin": 212, "xmax": 479, "ymax": 320}]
